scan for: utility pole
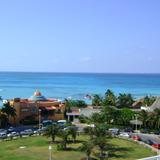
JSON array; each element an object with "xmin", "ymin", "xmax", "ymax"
[
  {"xmin": 39, "ymin": 109, "xmax": 41, "ymax": 130},
  {"xmin": 49, "ymin": 145, "xmax": 52, "ymax": 160},
  {"xmin": 135, "ymin": 114, "xmax": 138, "ymax": 133}
]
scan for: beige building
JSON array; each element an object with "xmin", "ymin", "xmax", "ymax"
[{"xmin": 9, "ymin": 90, "xmax": 65, "ymax": 125}]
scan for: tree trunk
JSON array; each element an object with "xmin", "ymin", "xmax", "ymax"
[
  {"xmin": 63, "ymin": 139, "xmax": 67, "ymax": 150},
  {"xmin": 64, "ymin": 142, "xmax": 66, "ymax": 150},
  {"xmin": 52, "ymin": 135, "xmax": 55, "ymax": 143},
  {"xmin": 73, "ymin": 136, "xmax": 76, "ymax": 143},
  {"xmin": 86, "ymin": 155, "xmax": 90, "ymax": 160},
  {"xmin": 100, "ymin": 148, "xmax": 105, "ymax": 160}
]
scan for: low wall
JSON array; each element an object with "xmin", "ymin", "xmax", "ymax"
[{"xmin": 47, "ymin": 113, "xmax": 64, "ymax": 121}]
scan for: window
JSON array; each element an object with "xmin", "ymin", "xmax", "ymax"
[
  {"xmin": 21, "ymin": 108, "xmax": 29, "ymax": 112},
  {"xmin": 31, "ymin": 107, "xmax": 37, "ymax": 113}
]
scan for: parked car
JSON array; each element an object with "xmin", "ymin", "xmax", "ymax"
[
  {"xmin": 140, "ymin": 129, "xmax": 150, "ymax": 134},
  {"xmin": 152, "ymin": 143, "xmax": 160, "ymax": 149},
  {"xmin": 24, "ymin": 129, "xmax": 33, "ymax": 136},
  {"xmin": 64, "ymin": 125, "xmax": 78, "ymax": 131},
  {"xmin": 42, "ymin": 120, "xmax": 53, "ymax": 127},
  {"xmin": 87, "ymin": 124, "xmax": 95, "ymax": 128},
  {"xmin": 37, "ymin": 127, "xmax": 47, "ymax": 135},
  {"xmin": 20, "ymin": 129, "xmax": 33, "ymax": 136},
  {"xmin": 145, "ymin": 139, "xmax": 153, "ymax": 145},
  {"xmin": 132, "ymin": 135, "xmax": 141, "ymax": 141},
  {"xmin": 124, "ymin": 127, "xmax": 133, "ymax": 133},
  {"xmin": 0, "ymin": 129, "xmax": 7, "ymax": 133},
  {"xmin": 109, "ymin": 128, "xmax": 119, "ymax": 135},
  {"xmin": 20, "ymin": 130, "xmax": 26, "ymax": 136},
  {"xmin": 0, "ymin": 132, "xmax": 7, "ymax": 139},
  {"xmin": 57, "ymin": 120, "xmax": 67, "ymax": 128},
  {"xmin": 52, "ymin": 121, "xmax": 57, "ymax": 125},
  {"xmin": 154, "ymin": 131, "xmax": 160, "ymax": 135},
  {"xmin": 7, "ymin": 132, "xmax": 20, "ymax": 138},
  {"xmin": 57, "ymin": 120, "xmax": 66, "ymax": 124},
  {"xmin": 8, "ymin": 127, "xmax": 15, "ymax": 133},
  {"xmin": 119, "ymin": 132, "xmax": 130, "ymax": 138},
  {"xmin": 32, "ymin": 129, "xmax": 39, "ymax": 135}
]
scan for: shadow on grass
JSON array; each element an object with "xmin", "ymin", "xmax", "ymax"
[
  {"xmin": 107, "ymin": 144, "xmax": 132, "ymax": 159},
  {"xmin": 62, "ymin": 147, "xmax": 80, "ymax": 151},
  {"xmin": 46, "ymin": 139, "xmax": 132, "ymax": 159},
  {"xmin": 81, "ymin": 157, "xmax": 97, "ymax": 160},
  {"xmin": 68, "ymin": 140, "xmax": 86, "ymax": 143},
  {"xmin": 92, "ymin": 143, "xmax": 132, "ymax": 159},
  {"xmin": 46, "ymin": 139, "xmax": 85, "ymax": 145}
]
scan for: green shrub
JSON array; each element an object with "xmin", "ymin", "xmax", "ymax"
[{"xmin": 56, "ymin": 144, "xmax": 64, "ymax": 151}]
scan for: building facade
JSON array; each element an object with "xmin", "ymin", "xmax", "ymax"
[{"xmin": 9, "ymin": 90, "xmax": 65, "ymax": 125}]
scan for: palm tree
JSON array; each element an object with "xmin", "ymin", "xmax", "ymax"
[
  {"xmin": 103, "ymin": 89, "xmax": 116, "ymax": 106},
  {"xmin": 1, "ymin": 102, "xmax": 16, "ymax": 122},
  {"xmin": 90, "ymin": 112, "xmax": 105, "ymax": 124},
  {"xmin": 80, "ymin": 141, "xmax": 94, "ymax": 160},
  {"xmin": 68, "ymin": 126, "xmax": 77, "ymax": 143},
  {"xmin": 117, "ymin": 93, "xmax": 134, "ymax": 108},
  {"xmin": 143, "ymin": 96, "xmax": 156, "ymax": 107},
  {"xmin": 153, "ymin": 109, "xmax": 160, "ymax": 129},
  {"xmin": 84, "ymin": 126, "xmax": 94, "ymax": 139},
  {"xmin": 118, "ymin": 108, "xmax": 134, "ymax": 126},
  {"xmin": 92, "ymin": 94, "xmax": 102, "ymax": 106},
  {"xmin": 44, "ymin": 124, "xmax": 60, "ymax": 143},
  {"xmin": 94, "ymin": 136, "xmax": 108, "ymax": 160},
  {"xmin": 94, "ymin": 124, "xmax": 109, "ymax": 137},
  {"xmin": 139, "ymin": 110, "xmax": 149, "ymax": 128},
  {"xmin": 58, "ymin": 129, "xmax": 70, "ymax": 150},
  {"xmin": 0, "ymin": 110, "xmax": 8, "ymax": 128},
  {"xmin": 102, "ymin": 106, "xmax": 118, "ymax": 124},
  {"xmin": 64, "ymin": 99, "xmax": 72, "ymax": 113},
  {"xmin": 76, "ymin": 100, "xmax": 87, "ymax": 108},
  {"xmin": 84, "ymin": 124, "xmax": 109, "ymax": 139},
  {"xmin": 146, "ymin": 112, "xmax": 155, "ymax": 129}
]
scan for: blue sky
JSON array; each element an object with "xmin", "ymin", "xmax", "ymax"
[{"xmin": 0, "ymin": 0, "xmax": 160, "ymax": 73}]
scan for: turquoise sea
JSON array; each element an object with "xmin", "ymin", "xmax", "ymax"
[{"xmin": 0, "ymin": 72, "xmax": 160, "ymax": 100}]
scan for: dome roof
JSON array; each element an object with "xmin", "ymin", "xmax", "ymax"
[
  {"xmin": 29, "ymin": 90, "xmax": 47, "ymax": 101},
  {"xmin": 34, "ymin": 90, "xmax": 42, "ymax": 96}
]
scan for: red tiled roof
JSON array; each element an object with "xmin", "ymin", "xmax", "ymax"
[{"xmin": 46, "ymin": 106, "xmax": 57, "ymax": 110}]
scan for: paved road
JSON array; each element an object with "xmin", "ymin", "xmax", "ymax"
[{"xmin": 132, "ymin": 133, "xmax": 160, "ymax": 145}]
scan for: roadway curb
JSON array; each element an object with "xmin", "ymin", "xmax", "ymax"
[{"xmin": 118, "ymin": 136, "xmax": 160, "ymax": 155}]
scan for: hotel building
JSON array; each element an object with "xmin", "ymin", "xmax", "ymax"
[{"xmin": 9, "ymin": 90, "xmax": 65, "ymax": 125}]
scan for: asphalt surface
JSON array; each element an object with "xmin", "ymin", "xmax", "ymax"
[{"xmin": 132, "ymin": 133, "xmax": 160, "ymax": 145}]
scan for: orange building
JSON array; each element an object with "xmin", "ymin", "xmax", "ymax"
[{"xmin": 9, "ymin": 90, "xmax": 65, "ymax": 125}]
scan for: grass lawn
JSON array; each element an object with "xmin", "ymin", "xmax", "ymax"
[{"xmin": 0, "ymin": 135, "xmax": 156, "ymax": 160}]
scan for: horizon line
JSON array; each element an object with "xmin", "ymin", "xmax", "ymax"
[{"xmin": 0, "ymin": 70, "xmax": 160, "ymax": 75}]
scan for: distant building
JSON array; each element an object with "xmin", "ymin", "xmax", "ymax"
[
  {"xmin": 142, "ymin": 97, "xmax": 160, "ymax": 112},
  {"xmin": 66, "ymin": 106, "xmax": 101, "ymax": 122},
  {"xmin": 132, "ymin": 99, "xmax": 144, "ymax": 109},
  {"xmin": 9, "ymin": 90, "xmax": 65, "ymax": 125}
]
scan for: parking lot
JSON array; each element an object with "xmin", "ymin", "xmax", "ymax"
[{"xmin": 0, "ymin": 119, "xmax": 69, "ymax": 140}]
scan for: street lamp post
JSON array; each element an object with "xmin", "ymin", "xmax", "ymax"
[
  {"xmin": 135, "ymin": 114, "xmax": 138, "ymax": 133},
  {"xmin": 39, "ymin": 109, "xmax": 41, "ymax": 130},
  {"xmin": 49, "ymin": 145, "xmax": 52, "ymax": 160}
]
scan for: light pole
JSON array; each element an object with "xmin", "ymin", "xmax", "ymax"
[
  {"xmin": 49, "ymin": 145, "xmax": 52, "ymax": 160},
  {"xmin": 135, "ymin": 114, "xmax": 138, "ymax": 133},
  {"xmin": 39, "ymin": 109, "xmax": 41, "ymax": 130}
]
